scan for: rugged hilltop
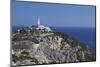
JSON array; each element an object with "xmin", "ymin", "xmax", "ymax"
[{"xmin": 11, "ymin": 27, "xmax": 95, "ymax": 66}]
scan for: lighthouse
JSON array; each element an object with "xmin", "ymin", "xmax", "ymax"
[
  {"xmin": 37, "ymin": 17, "xmax": 45, "ymax": 28},
  {"xmin": 37, "ymin": 17, "xmax": 40, "ymax": 27},
  {"xmin": 36, "ymin": 17, "xmax": 52, "ymax": 32}
]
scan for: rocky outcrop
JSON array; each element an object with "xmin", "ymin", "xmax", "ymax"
[{"xmin": 11, "ymin": 29, "xmax": 95, "ymax": 66}]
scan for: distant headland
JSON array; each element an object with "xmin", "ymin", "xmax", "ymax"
[{"xmin": 11, "ymin": 17, "xmax": 95, "ymax": 66}]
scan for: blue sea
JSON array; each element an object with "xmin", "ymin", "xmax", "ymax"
[{"xmin": 12, "ymin": 26, "xmax": 96, "ymax": 54}]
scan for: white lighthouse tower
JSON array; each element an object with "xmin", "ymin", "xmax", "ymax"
[
  {"xmin": 37, "ymin": 17, "xmax": 44, "ymax": 28},
  {"xmin": 37, "ymin": 17, "xmax": 40, "ymax": 27},
  {"xmin": 36, "ymin": 17, "xmax": 52, "ymax": 32}
]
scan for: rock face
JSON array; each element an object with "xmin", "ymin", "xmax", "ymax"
[{"xmin": 11, "ymin": 29, "xmax": 95, "ymax": 66}]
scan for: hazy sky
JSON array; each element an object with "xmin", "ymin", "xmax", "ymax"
[{"xmin": 12, "ymin": 0, "xmax": 96, "ymax": 27}]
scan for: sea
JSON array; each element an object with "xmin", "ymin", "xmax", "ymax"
[{"xmin": 12, "ymin": 26, "xmax": 96, "ymax": 54}]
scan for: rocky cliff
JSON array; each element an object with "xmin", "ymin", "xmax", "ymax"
[{"xmin": 11, "ymin": 29, "xmax": 95, "ymax": 66}]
